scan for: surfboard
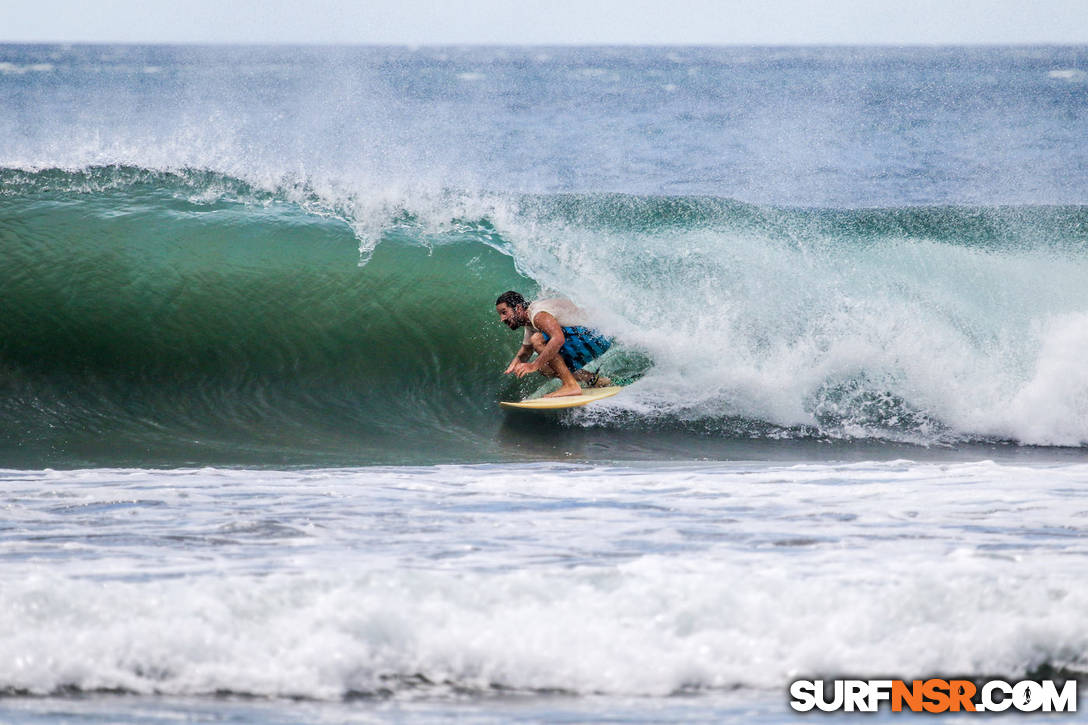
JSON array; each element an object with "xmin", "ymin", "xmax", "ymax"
[{"xmin": 499, "ymin": 385, "xmax": 623, "ymax": 411}]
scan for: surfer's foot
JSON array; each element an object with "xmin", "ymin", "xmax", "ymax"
[
  {"xmin": 543, "ymin": 383, "xmax": 584, "ymax": 398},
  {"xmin": 574, "ymin": 370, "xmax": 611, "ymax": 387}
]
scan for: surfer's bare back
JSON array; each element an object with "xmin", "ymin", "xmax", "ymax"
[{"xmin": 495, "ymin": 291, "xmax": 612, "ymax": 398}]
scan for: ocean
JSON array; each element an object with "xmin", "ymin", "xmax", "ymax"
[{"xmin": 1, "ymin": 43, "xmax": 1087, "ymax": 722}]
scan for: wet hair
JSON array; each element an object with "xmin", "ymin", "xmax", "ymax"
[{"xmin": 495, "ymin": 290, "xmax": 526, "ymax": 308}]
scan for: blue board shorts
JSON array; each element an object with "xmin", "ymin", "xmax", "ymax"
[{"xmin": 541, "ymin": 326, "xmax": 612, "ymax": 371}]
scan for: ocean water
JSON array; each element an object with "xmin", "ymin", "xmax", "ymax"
[{"xmin": 2, "ymin": 44, "xmax": 1088, "ymax": 722}]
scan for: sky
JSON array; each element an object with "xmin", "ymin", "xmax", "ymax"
[{"xmin": 2, "ymin": 0, "xmax": 1088, "ymax": 45}]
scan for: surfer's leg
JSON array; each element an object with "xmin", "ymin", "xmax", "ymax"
[
  {"xmin": 529, "ymin": 332, "xmax": 583, "ymax": 397},
  {"xmin": 563, "ymin": 328, "xmax": 612, "ymax": 387}
]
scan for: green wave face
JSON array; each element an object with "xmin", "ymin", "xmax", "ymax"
[
  {"xmin": 0, "ymin": 167, "xmax": 541, "ymax": 466},
  {"xmin": 3, "ymin": 166, "xmax": 1088, "ymax": 466}
]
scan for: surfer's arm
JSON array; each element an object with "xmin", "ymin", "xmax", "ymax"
[
  {"xmin": 504, "ymin": 343, "xmax": 534, "ymax": 374},
  {"xmin": 515, "ymin": 312, "xmax": 565, "ymax": 375}
]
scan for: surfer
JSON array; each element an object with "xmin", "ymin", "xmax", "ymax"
[{"xmin": 495, "ymin": 291, "xmax": 612, "ymax": 397}]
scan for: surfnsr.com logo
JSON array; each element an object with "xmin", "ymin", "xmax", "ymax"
[{"xmin": 789, "ymin": 678, "xmax": 1078, "ymax": 713}]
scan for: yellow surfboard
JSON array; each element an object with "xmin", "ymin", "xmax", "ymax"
[{"xmin": 499, "ymin": 385, "xmax": 623, "ymax": 411}]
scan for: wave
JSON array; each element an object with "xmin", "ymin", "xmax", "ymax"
[{"xmin": 2, "ymin": 165, "xmax": 1087, "ymax": 465}]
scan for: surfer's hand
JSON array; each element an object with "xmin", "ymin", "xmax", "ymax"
[
  {"xmin": 504, "ymin": 360, "xmax": 519, "ymax": 375},
  {"xmin": 513, "ymin": 361, "xmax": 538, "ymax": 378}
]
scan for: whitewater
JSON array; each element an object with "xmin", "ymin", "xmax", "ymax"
[{"xmin": 2, "ymin": 44, "xmax": 1088, "ymax": 722}]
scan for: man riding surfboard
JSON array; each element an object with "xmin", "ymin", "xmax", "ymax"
[{"xmin": 495, "ymin": 291, "xmax": 612, "ymax": 398}]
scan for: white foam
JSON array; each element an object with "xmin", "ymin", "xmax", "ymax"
[
  {"xmin": 3, "ymin": 552, "xmax": 1082, "ymax": 699},
  {"xmin": 1004, "ymin": 312, "xmax": 1088, "ymax": 446},
  {"xmin": 489, "ymin": 212, "xmax": 1088, "ymax": 446},
  {"xmin": 0, "ymin": 62, "xmax": 53, "ymax": 75},
  {"xmin": 1048, "ymin": 69, "xmax": 1087, "ymax": 81},
  {"xmin": 1, "ymin": 462, "xmax": 1087, "ymax": 699}
]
